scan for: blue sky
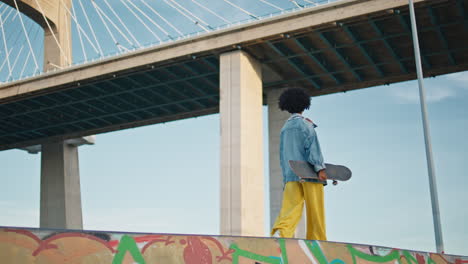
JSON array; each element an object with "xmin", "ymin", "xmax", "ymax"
[
  {"xmin": 1, "ymin": 70, "xmax": 467, "ymax": 256},
  {"xmin": 0, "ymin": 0, "xmax": 467, "ymax": 257}
]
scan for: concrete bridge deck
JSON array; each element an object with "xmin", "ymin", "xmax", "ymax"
[
  {"xmin": 1, "ymin": 226, "xmax": 467, "ymax": 264},
  {"xmin": 0, "ymin": 0, "xmax": 467, "ymax": 150}
]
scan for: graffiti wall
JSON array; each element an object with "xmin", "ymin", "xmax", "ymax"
[{"xmin": 0, "ymin": 227, "xmax": 466, "ymax": 264}]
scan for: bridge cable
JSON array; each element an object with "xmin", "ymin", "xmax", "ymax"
[
  {"xmin": 71, "ymin": 2, "xmax": 88, "ymax": 62},
  {"xmin": 0, "ymin": 12, "xmax": 12, "ymax": 77},
  {"xmin": 91, "ymin": 0, "xmax": 126, "ymax": 52},
  {"xmin": 189, "ymin": 0, "xmax": 231, "ymax": 24},
  {"xmin": 0, "ymin": 3, "xmax": 33, "ymax": 80},
  {"xmin": 222, "ymin": 0, "xmax": 259, "ymax": 20},
  {"xmin": 60, "ymin": 0, "xmax": 102, "ymax": 54},
  {"xmin": 6, "ymin": 44, "xmax": 25, "ymax": 80},
  {"xmin": 0, "ymin": 6, "xmax": 20, "ymax": 47},
  {"xmin": 168, "ymin": 0, "xmax": 210, "ymax": 27},
  {"xmin": 257, "ymin": 0, "xmax": 284, "ymax": 11},
  {"xmin": 103, "ymin": 0, "xmax": 141, "ymax": 48},
  {"xmin": 1, "ymin": 5, "xmax": 15, "ymax": 22},
  {"xmin": 289, "ymin": 0, "xmax": 304, "ymax": 8},
  {"xmin": 92, "ymin": 0, "xmax": 136, "ymax": 49},
  {"xmin": 140, "ymin": 0, "xmax": 184, "ymax": 36},
  {"xmin": 11, "ymin": 7, "xmax": 19, "ymax": 21},
  {"xmin": 78, "ymin": 0, "xmax": 104, "ymax": 56},
  {"xmin": 19, "ymin": 50, "xmax": 31, "ymax": 78},
  {"xmin": 124, "ymin": 0, "xmax": 171, "ymax": 38},
  {"xmin": 8, "ymin": 6, "xmax": 22, "ymax": 45},
  {"xmin": 302, "ymin": 0, "xmax": 319, "ymax": 5},
  {"xmin": 0, "ymin": 47, "xmax": 12, "ymax": 75},
  {"xmin": 31, "ymin": 23, "xmax": 42, "ymax": 61},
  {"xmin": 17, "ymin": 23, "xmax": 42, "ymax": 78},
  {"xmin": 162, "ymin": 0, "xmax": 210, "ymax": 32},
  {"xmin": 119, "ymin": 0, "xmax": 162, "ymax": 43},
  {"xmin": 4, "ymin": 7, "xmax": 25, "ymax": 48},
  {"xmin": 33, "ymin": 0, "xmax": 71, "ymax": 67},
  {"xmin": 93, "ymin": 1, "xmax": 137, "ymax": 50},
  {"xmin": 0, "ymin": 4, "xmax": 9, "ymax": 17},
  {"xmin": 57, "ymin": 0, "xmax": 101, "ymax": 55}
]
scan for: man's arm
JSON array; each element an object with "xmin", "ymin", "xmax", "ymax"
[{"xmin": 305, "ymin": 127, "xmax": 327, "ymax": 180}]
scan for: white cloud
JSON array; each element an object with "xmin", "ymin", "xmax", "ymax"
[
  {"xmin": 388, "ymin": 70, "xmax": 468, "ymax": 104},
  {"xmin": 444, "ymin": 71, "xmax": 468, "ymax": 86},
  {"xmin": 389, "ymin": 83, "xmax": 456, "ymax": 104}
]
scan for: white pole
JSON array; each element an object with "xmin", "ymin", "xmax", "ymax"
[{"xmin": 408, "ymin": 0, "xmax": 444, "ymax": 253}]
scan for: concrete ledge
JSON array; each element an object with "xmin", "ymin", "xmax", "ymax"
[{"xmin": 0, "ymin": 226, "xmax": 467, "ymax": 263}]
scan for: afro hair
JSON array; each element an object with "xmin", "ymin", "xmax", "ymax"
[{"xmin": 278, "ymin": 88, "xmax": 311, "ymax": 114}]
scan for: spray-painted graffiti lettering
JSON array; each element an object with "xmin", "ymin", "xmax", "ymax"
[{"xmin": 0, "ymin": 227, "xmax": 466, "ymax": 264}]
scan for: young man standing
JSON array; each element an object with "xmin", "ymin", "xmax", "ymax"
[{"xmin": 271, "ymin": 88, "xmax": 327, "ymax": 241}]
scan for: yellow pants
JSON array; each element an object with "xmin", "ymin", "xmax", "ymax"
[{"xmin": 271, "ymin": 181, "xmax": 327, "ymax": 240}]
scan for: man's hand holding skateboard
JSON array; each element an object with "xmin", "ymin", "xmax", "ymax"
[{"xmin": 318, "ymin": 169, "xmax": 327, "ymax": 181}]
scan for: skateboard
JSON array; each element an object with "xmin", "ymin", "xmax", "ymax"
[{"xmin": 288, "ymin": 160, "xmax": 352, "ymax": 185}]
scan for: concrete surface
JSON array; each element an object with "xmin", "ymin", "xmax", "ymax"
[{"xmin": 1, "ymin": 227, "xmax": 467, "ymax": 264}]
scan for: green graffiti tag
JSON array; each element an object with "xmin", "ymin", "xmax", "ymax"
[
  {"xmin": 402, "ymin": 251, "xmax": 419, "ymax": 264},
  {"xmin": 402, "ymin": 251, "xmax": 436, "ymax": 264},
  {"xmin": 347, "ymin": 244, "xmax": 442, "ymax": 264},
  {"xmin": 306, "ymin": 241, "xmax": 344, "ymax": 264},
  {"xmin": 230, "ymin": 243, "xmax": 281, "ymax": 264},
  {"xmin": 112, "ymin": 235, "xmax": 146, "ymax": 264},
  {"xmin": 347, "ymin": 245, "xmax": 400, "ymax": 264},
  {"xmin": 428, "ymin": 256, "xmax": 437, "ymax": 264},
  {"xmin": 278, "ymin": 238, "xmax": 289, "ymax": 264}
]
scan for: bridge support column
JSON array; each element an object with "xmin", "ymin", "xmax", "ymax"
[
  {"xmin": 36, "ymin": 0, "xmax": 81, "ymax": 229},
  {"xmin": 220, "ymin": 50, "xmax": 264, "ymax": 236},
  {"xmin": 43, "ymin": 0, "xmax": 72, "ymax": 71},
  {"xmin": 40, "ymin": 142, "xmax": 83, "ymax": 229},
  {"xmin": 266, "ymin": 88, "xmax": 288, "ymax": 233},
  {"xmin": 43, "ymin": 17, "xmax": 72, "ymax": 71}
]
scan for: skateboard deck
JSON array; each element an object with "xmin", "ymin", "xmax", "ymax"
[{"xmin": 288, "ymin": 160, "xmax": 352, "ymax": 185}]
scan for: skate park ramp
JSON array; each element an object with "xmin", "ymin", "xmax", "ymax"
[{"xmin": 1, "ymin": 227, "xmax": 467, "ymax": 264}]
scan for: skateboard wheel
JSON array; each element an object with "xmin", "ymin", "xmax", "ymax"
[{"xmin": 332, "ymin": 180, "xmax": 338, "ymax": 186}]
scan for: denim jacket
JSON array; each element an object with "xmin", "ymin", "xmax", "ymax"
[{"xmin": 280, "ymin": 113, "xmax": 326, "ymax": 185}]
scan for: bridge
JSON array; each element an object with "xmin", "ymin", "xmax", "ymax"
[{"xmin": 0, "ymin": 0, "xmax": 467, "ymax": 250}]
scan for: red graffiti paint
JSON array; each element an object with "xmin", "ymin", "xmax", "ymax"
[
  {"xmin": 141, "ymin": 236, "xmax": 176, "ymax": 253},
  {"xmin": 184, "ymin": 237, "xmax": 213, "ymax": 264},
  {"xmin": 203, "ymin": 236, "xmax": 234, "ymax": 262},
  {"xmin": 456, "ymin": 259, "xmax": 468, "ymax": 264},
  {"xmin": 437, "ymin": 254, "xmax": 454, "ymax": 264},
  {"xmin": 4, "ymin": 229, "xmax": 41, "ymax": 244},
  {"xmin": 31, "ymin": 233, "xmax": 116, "ymax": 256},
  {"xmin": 140, "ymin": 235, "xmax": 233, "ymax": 262},
  {"xmin": 416, "ymin": 254, "xmax": 426, "ymax": 264}
]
